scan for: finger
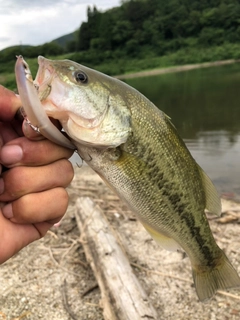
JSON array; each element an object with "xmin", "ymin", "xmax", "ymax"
[
  {"xmin": 0, "ymin": 86, "xmax": 22, "ymax": 121},
  {"xmin": 0, "ymin": 159, "xmax": 74, "ymax": 202},
  {"xmin": 0, "ymin": 213, "xmax": 53, "ymax": 264},
  {"xmin": 0, "ymin": 122, "xmax": 21, "ymax": 146},
  {"xmin": 1, "ymin": 187, "xmax": 69, "ymax": 224},
  {"xmin": 22, "ymin": 118, "xmax": 61, "ymax": 141},
  {"xmin": 0, "ymin": 137, "xmax": 74, "ymax": 167},
  {"xmin": 22, "ymin": 119, "xmax": 45, "ymax": 140}
]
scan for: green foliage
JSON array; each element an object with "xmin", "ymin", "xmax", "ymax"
[
  {"xmin": 2, "ymin": 0, "xmax": 240, "ymax": 63},
  {"xmin": 0, "ymin": 73, "xmax": 16, "ymax": 90},
  {"xmin": 51, "ymin": 31, "xmax": 77, "ymax": 48},
  {"xmin": 0, "ymin": 42, "xmax": 64, "ymax": 62},
  {"xmin": 73, "ymin": 0, "xmax": 240, "ymax": 63},
  {"xmin": 3, "ymin": 43, "xmax": 240, "ymax": 91},
  {"xmin": 198, "ymin": 27, "xmax": 225, "ymax": 46},
  {"xmin": 2, "ymin": 0, "xmax": 240, "ymax": 89}
]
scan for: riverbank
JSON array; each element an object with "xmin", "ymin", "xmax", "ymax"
[
  {"xmin": 2, "ymin": 42, "xmax": 240, "ymax": 90},
  {"xmin": 1, "ymin": 165, "xmax": 240, "ymax": 319},
  {"xmin": 115, "ymin": 59, "xmax": 240, "ymax": 79}
]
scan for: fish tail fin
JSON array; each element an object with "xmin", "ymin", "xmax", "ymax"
[{"xmin": 192, "ymin": 251, "xmax": 240, "ymax": 302}]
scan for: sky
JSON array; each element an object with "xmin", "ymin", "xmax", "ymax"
[{"xmin": 0, "ymin": 0, "xmax": 120, "ymax": 51}]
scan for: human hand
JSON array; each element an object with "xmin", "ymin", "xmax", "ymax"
[{"xmin": 0, "ymin": 85, "xmax": 74, "ymax": 264}]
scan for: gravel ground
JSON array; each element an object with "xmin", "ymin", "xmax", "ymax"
[{"xmin": 0, "ymin": 165, "xmax": 240, "ymax": 320}]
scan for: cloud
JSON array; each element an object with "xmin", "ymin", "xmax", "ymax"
[
  {"xmin": 0, "ymin": 0, "xmax": 68, "ymax": 11},
  {"xmin": 0, "ymin": 2, "xmax": 87, "ymax": 48},
  {"xmin": 0, "ymin": 0, "xmax": 120, "ymax": 50},
  {"xmin": 0, "ymin": 37, "xmax": 10, "ymax": 42},
  {"xmin": 0, "ymin": 0, "xmax": 86, "ymax": 14},
  {"xmin": 0, "ymin": 0, "xmax": 116, "ymax": 13}
]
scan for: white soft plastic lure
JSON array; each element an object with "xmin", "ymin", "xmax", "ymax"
[{"xmin": 15, "ymin": 55, "xmax": 75, "ymax": 149}]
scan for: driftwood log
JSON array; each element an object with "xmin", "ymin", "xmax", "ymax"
[{"xmin": 75, "ymin": 197, "xmax": 159, "ymax": 320}]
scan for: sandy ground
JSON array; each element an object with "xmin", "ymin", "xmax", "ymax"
[
  {"xmin": 115, "ymin": 59, "xmax": 240, "ymax": 79},
  {"xmin": 0, "ymin": 165, "xmax": 240, "ymax": 320}
]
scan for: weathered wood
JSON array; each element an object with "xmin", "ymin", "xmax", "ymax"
[{"xmin": 75, "ymin": 197, "xmax": 159, "ymax": 320}]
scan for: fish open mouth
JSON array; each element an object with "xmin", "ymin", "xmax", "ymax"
[
  {"xmin": 33, "ymin": 56, "xmax": 111, "ymax": 147},
  {"xmin": 34, "ymin": 65, "xmax": 63, "ymax": 132},
  {"xmin": 15, "ymin": 55, "xmax": 75, "ymax": 149},
  {"xmin": 19, "ymin": 55, "xmax": 130, "ymax": 149},
  {"xmin": 34, "ymin": 56, "xmax": 55, "ymax": 102}
]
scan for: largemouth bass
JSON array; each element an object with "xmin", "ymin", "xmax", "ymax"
[{"xmin": 29, "ymin": 56, "xmax": 240, "ymax": 301}]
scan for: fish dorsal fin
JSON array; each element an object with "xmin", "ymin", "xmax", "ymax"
[
  {"xmin": 198, "ymin": 165, "xmax": 222, "ymax": 216},
  {"xmin": 143, "ymin": 223, "xmax": 181, "ymax": 252}
]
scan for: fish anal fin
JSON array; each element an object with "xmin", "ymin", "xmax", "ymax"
[
  {"xmin": 143, "ymin": 223, "xmax": 181, "ymax": 252},
  {"xmin": 198, "ymin": 165, "xmax": 222, "ymax": 216},
  {"xmin": 192, "ymin": 250, "xmax": 240, "ymax": 302}
]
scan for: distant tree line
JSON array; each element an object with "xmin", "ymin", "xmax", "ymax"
[
  {"xmin": 75, "ymin": 0, "xmax": 240, "ymax": 56},
  {"xmin": 0, "ymin": 42, "xmax": 65, "ymax": 63},
  {"xmin": 1, "ymin": 0, "xmax": 240, "ymax": 65}
]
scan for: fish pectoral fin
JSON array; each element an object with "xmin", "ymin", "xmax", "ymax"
[
  {"xmin": 143, "ymin": 223, "xmax": 181, "ymax": 252},
  {"xmin": 192, "ymin": 250, "xmax": 240, "ymax": 302},
  {"xmin": 198, "ymin": 165, "xmax": 222, "ymax": 216}
]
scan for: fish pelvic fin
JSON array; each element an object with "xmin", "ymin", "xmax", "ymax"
[
  {"xmin": 143, "ymin": 223, "xmax": 181, "ymax": 252},
  {"xmin": 192, "ymin": 251, "xmax": 240, "ymax": 302},
  {"xmin": 198, "ymin": 165, "xmax": 222, "ymax": 216}
]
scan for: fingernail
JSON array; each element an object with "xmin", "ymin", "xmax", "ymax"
[
  {"xmin": 1, "ymin": 145, "xmax": 23, "ymax": 165},
  {"xmin": 0, "ymin": 178, "xmax": 4, "ymax": 194},
  {"xmin": 2, "ymin": 203, "xmax": 13, "ymax": 219},
  {"xmin": 54, "ymin": 219, "xmax": 62, "ymax": 227}
]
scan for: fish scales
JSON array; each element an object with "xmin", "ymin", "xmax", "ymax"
[
  {"xmin": 32, "ymin": 56, "xmax": 240, "ymax": 301},
  {"xmin": 79, "ymin": 91, "xmax": 219, "ymax": 266}
]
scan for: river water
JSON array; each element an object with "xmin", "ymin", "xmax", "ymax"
[{"xmin": 125, "ymin": 63, "xmax": 240, "ymax": 198}]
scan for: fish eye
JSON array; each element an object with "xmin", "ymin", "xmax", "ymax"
[{"xmin": 74, "ymin": 70, "xmax": 88, "ymax": 83}]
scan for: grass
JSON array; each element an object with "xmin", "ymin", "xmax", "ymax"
[{"xmin": 2, "ymin": 43, "xmax": 240, "ymax": 90}]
